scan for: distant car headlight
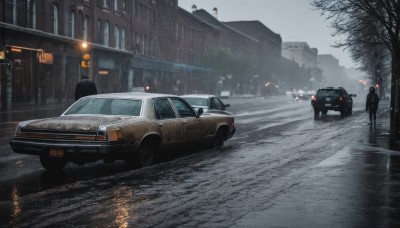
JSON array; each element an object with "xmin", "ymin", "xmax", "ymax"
[{"xmin": 107, "ymin": 128, "xmax": 124, "ymax": 142}]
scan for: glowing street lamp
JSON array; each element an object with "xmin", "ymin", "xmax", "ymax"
[
  {"xmin": 81, "ymin": 42, "xmax": 88, "ymax": 49},
  {"xmin": 80, "ymin": 42, "xmax": 90, "ymax": 77}
]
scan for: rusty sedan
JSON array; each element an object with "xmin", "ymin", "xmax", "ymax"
[{"xmin": 9, "ymin": 93, "xmax": 236, "ymax": 170}]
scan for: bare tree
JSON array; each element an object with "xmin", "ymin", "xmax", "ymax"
[{"xmin": 312, "ymin": 0, "xmax": 400, "ymax": 136}]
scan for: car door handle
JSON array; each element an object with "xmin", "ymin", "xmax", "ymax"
[{"xmin": 158, "ymin": 122, "xmax": 163, "ymax": 127}]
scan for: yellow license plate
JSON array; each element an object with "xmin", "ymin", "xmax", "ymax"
[{"xmin": 49, "ymin": 148, "xmax": 64, "ymax": 158}]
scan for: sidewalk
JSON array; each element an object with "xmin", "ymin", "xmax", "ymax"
[{"xmin": 234, "ymin": 101, "xmax": 400, "ymax": 227}]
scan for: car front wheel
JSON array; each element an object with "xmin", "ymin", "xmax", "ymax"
[{"xmin": 214, "ymin": 129, "xmax": 225, "ymax": 148}]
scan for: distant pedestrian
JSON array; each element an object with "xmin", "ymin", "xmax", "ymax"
[
  {"xmin": 366, "ymin": 86, "xmax": 380, "ymax": 125},
  {"xmin": 75, "ymin": 75, "xmax": 98, "ymax": 101}
]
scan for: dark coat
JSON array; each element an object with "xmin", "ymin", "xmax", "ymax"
[
  {"xmin": 366, "ymin": 91, "xmax": 379, "ymax": 110},
  {"xmin": 75, "ymin": 79, "xmax": 98, "ymax": 101}
]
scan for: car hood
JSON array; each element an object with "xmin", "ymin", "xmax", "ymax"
[{"xmin": 24, "ymin": 115, "xmax": 139, "ymax": 131}]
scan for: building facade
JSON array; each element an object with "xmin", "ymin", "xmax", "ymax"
[
  {"xmin": 191, "ymin": 9, "xmax": 260, "ymax": 94},
  {"xmin": 317, "ymin": 54, "xmax": 348, "ymax": 87},
  {"xmin": 223, "ymin": 21, "xmax": 282, "ymax": 79},
  {"xmin": 282, "ymin": 42, "xmax": 318, "ymax": 69},
  {"xmin": 0, "ymin": 0, "xmax": 286, "ymax": 110},
  {"xmin": 281, "ymin": 41, "xmax": 323, "ymax": 90}
]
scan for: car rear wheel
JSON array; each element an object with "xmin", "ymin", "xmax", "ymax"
[
  {"xmin": 314, "ymin": 109, "xmax": 319, "ymax": 119},
  {"xmin": 340, "ymin": 106, "xmax": 346, "ymax": 117},
  {"xmin": 40, "ymin": 153, "xmax": 68, "ymax": 170},
  {"xmin": 322, "ymin": 110, "xmax": 328, "ymax": 115}
]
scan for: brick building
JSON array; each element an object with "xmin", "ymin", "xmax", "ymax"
[
  {"xmin": 0, "ymin": 0, "xmax": 285, "ymax": 110},
  {"xmin": 223, "ymin": 21, "xmax": 282, "ymax": 82},
  {"xmin": 0, "ymin": 0, "xmax": 213, "ymax": 110},
  {"xmin": 0, "ymin": 0, "xmax": 133, "ymax": 109},
  {"xmin": 191, "ymin": 8, "xmax": 260, "ymax": 94}
]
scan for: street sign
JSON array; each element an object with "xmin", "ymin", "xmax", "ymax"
[{"xmin": 38, "ymin": 52, "xmax": 54, "ymax": 64}]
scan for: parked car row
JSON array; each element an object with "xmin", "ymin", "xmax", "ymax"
[
  {"xmin": 10, "ymin": 92, "xmax": 236, "ymax": 170},
  {"xmin": 9, "ymin": 86, "xmax": 359, "ymax": 170}
]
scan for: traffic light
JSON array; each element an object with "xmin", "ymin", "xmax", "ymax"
[
  {"xmin": 81, "ymin": 53, "xmax": 90, "ymax": 69},
  {"xmin": 81, "ymin": 60, "xmax": 90, "ymax": 69}
]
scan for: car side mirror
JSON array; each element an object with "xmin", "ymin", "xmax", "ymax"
[
  {"xmin": 197, "ymin": 108, "xmax": 203, "ymax": 117},
  {"xmin": 222, "ymin": 103, "xmax": 230, "ymax": 110}
]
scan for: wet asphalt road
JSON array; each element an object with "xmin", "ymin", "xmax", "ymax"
[{"xmin": 1, "ymin": 95, "xmax": 400, "ymax": 227}]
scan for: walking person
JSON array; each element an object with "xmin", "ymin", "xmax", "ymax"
[
  {"xmin": 75, "ymin": 75, "xmax": 98, "ymax": 101},
  {"xmin": 366, "ymin": 86, "xmax": 380, "ymax": 125}
]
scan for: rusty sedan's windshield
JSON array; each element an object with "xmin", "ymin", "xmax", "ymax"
[{"xmin": 65, "ymin": 98, "xmax": 142, "ymax": 116}]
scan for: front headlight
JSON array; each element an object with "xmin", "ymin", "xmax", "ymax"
[
  {"xmin": 107, "ymin": 128, "xmax": 124, "ymax": 142},
  {"xmin": 14, "ymin": 125, "xmax": 21, "ymax": 136},
  {"xmin": 14, "ymin": 120, "xmax": 35, "ymax": 137}
]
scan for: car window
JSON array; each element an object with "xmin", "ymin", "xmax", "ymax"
[
  {"xmin": 316, "ymin": 89, "xmax": 340, "ymax": 97},
  {"xmin": 153, "ymin": 98, "xmax": 176, "ymax": 120},
  {"xmin": 183, "ymin": 97, "xmax": 208, "ymax": 107},
  {"xmin": 65, "ymin": 98, "xmax": 142, "ymax": 116},
  {"xmin": 341, "ymin": 89, "xmax": 349, "ymax": 98},
  {"xmin": 111, "ymin": 99, "xmax": 142, "ymax": 116},
  {"xmin": 212, "ymin": 97, "xmax": 223, "ymax": 110},
  {"xmin": 171, "ymin": 98, "xmax": 196, "ymax": 118},
  {"xmin": 210, "ymin": 98, "xmax": 216, "ymax": 109}
]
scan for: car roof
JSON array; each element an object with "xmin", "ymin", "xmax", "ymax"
[
  {"xmin": 83, "ymin": 92, "xmax": 178, "ymax": 100},
  {"xmin": 181, "ymin": 94, "xmax": 215, "ymax": 99}
]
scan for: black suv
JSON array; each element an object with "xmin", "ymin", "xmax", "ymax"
[{"xmin": 311, "ymin": 87, "xmax": 356, "ymax": 119}]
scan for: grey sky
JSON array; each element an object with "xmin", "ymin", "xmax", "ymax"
[{"xmin": 178, "ymin": 0, "xmax": 356, "ymax": 68}]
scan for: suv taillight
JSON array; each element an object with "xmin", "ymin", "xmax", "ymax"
[
  {"xmin": 340, "ymin": 96, "xmax": 343, "ymax": 101},
  {"xmin": 312, "ymin": 95, "xmax": 316, "ymax": 101}
]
